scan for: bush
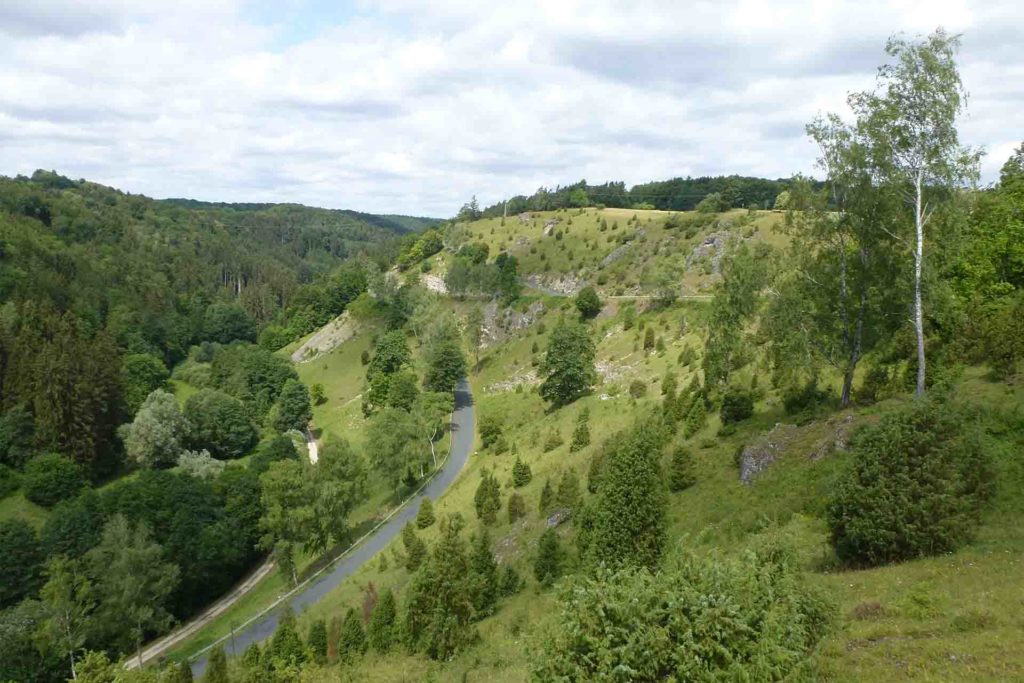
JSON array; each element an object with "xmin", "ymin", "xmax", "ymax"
[
  {"xmin": 0, "ymin": 465, "xmax": 20, "ymax": 499},
  {"xmin": 827, "ymin": 399, "xmax": 995, "ymax": 567},
  {"xmin": 543, "ymin": 430, "xmax": 564, "ymax": 453},
  {"xmin": 184, "ymin": 389, "xmax": 258, "ymax": 459},
  {"xmin": 720, "ymin": 389, "xmax": 754, "ymax": 424},
  {"xmin": 479, "ymin": 413, "xmax": 504, "ymax": 451},
  {"xmin": 512, "ymin": 456, "xmax": 532, "ymax": 487},
  {"xmin": 575, "ymin": 286, "xmax": 602, "ymax": 319},
  {"xmin": 23, "ymin": 454, "xmax": 86, "ymax": 508},
  {"xmin": 628, "ymin": 380, "xmax": 647, "ymax": 399},
  {"xmin": 534, "ymin": 545, "xmax": 832, "ymax": 681},
  {"xmin": 783, "ymin": 379, "xmax": 831, "ymax": 419}
]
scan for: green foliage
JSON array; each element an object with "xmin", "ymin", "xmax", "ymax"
[
  {"xmin": 184, "ymin": 389, "xmax": 258, "ymax": 459},
  {"xmin": 86, "ymin": 515, "xmax": 179, "ymax": 656},
  {"xmin": 683, "ymin": 397, "xmax": 706, "ymax": 438},
  {"xmin": 782, "ymin": 379, "xmax": 832, "ymax": 419},
  {"xmin": 643, "ymin": 326, "xmax": 655, "ymax": 351},
  {"xmin": 667, "ymin": 447, "xmax": 696, "ymax": 492},
  {"xmin": 574, "ymin": 286, "xmax": 602, "ymax": 319},
  {"xmin": 367, "ymin": 587, "xmax": 397, "ymax": 653},
  {"xmin": 268, "ymin": 605, "xmax": 306, "ymax": 669},
  {"xmin": 248, "ymin": 434, "xmax": 299, "ymax": 475},
  {"xmin": 555, "ymin": 469, "xmax": 581, "ymax": 513},
  {"xmin": 539, "ymin": 320, "xmax": 597, "ymax": 408},
  {"xmin": 543, "ymin": 429, "xmax": 564, "ymax": 452},
  {"xmin": 534, "ymin": 545, "xmax": 833, "ymax": 681},
  {"xmin": 479, "ymin": 412, "xmax": 504, "ymax": 451},
  {"xmin": 0, "ymin": 404, "xmax": 35, "ymax": 469},
  {"xmin": 474, "ymin": 469, "xmax": 501, "ymax": 525},
  {"xmin": 402, "ymin": 522, "xmax": 427, "ymax": 572},
  {"xmin": 584, "ymin": 420, "xmax": 667, "ymax": 571},
  {"xmin": 500, "ymin": 565, "xmax": 522, "ymax": 596},
  {"xmin": 121, "ymin": 353, "xmax": 170, "ymax": 414},
  {"xmin": 695, "ymin": 191, "xmax": 730, "ymax": 213},
  {"xmin": 702, "ymin": 244, "xmax": 769, "ymax": 387},
  {"xmin": 720, "ymin": 388, "xmax": 754, "ymax": 424},
  {"xmin": 0, "ymin": 464, "xmax": 19, "ymax": 498},
  {"xmin": 507, "ymin": 491, "xmax": 526, "ymax": 523},
  {"xmin": 310, "ymin": 382, "xmax": 326, "ymax": 405},
  {"xmin": 512, "ymin": 456, "xmax": 532, "ymax": 487},
  {"xmin": 416, "ymin": 498, "xmax": 436, "ymax": 529},
  {"xmin": 469, "ymin": 529, "xmax": 499, "ymax": 618},
  {"xmin": 204, "ymin": 645, "xmax": 229, "ymax": 683},
  {"xmin": 828, "ymin": 399, "xmax": 994, "ymax": 566},
  {"xmin": 0, "ymin": 518, "xmax": 43, "ymax": 608},
  {"xmin": 423, "ymin": 317, "xmax": 467, "ymax": 394},
  {"xmin": 401, "ymin": 515, "xmax": 474, "ymax": 660},
  {"xmin": 120, "ymin": 389, "xmax": 190, "ymax": 469},
  {"xmin": 203, "ymin": 303, "xmax": 257, "ymax": 345},
  {"xmin": 539, "ymin": 478, "xmax": 555, "ymax": 516},
  {"xmin": 0, "ymin": 599, "xmax": 65, "ymax": 683},
  {"xmin": 271, "ymin": 379, "xmax": 312, "ymax": 432},
  {"xmin": 209, "ymin": 343, "xmax": 297, "ymax": 419},
  {"xmin": 534, "ymin": 528, "xmax": 563, "ymax": 587},
  {"xmin": 629, "ymin": 379, "xmax": 647, "ymax": 398},
  {"xmin": 307, "ymin": 618, "xmax": 328, "ymax": 665},
  {"xmin": 337, "ymin": 607, "xmax": 367, "ymax": 663},
  {"xmin": 23, "ymin": 452, "xmax": 86, "ymax": 507}
]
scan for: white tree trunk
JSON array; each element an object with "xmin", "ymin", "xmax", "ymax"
[{"xmin": 914, "ymin": 170, "xmax": 926, "ymax": 397}]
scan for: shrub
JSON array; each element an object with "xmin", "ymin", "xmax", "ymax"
[
  {"xmin": 512, "ymin": 456, "xmax": 532, "ymax": 487},
  {"xmin": 534, "ymin": 545, "xmax": 832, "ymax": 681},
  {"xmin": 543, "ymin": 430, "xmax": 564, "ymax": 453},
  {"xmin": 575, "ymin": 286, "xmax": 602, "ymax": 319},
  {"xmin": 507, "ymin": 492, "xmax": 526, "ymax": 523},
  {"xmin": 479, "ymin": 413, "xmax": 504, "ymax": 451},
  {"xmin": 534, "ymin": 528, "xmax": 562, "ymax": 587},
  {"xmin": 667, "ymin": 447, "xmax": 696, "ymax": 492},
  {"xmin": 720, "ymin": 389, "xmax": 754, "ymax": 424},
  {"xmin": 827, "ymin": 399, "xmax": 995, "ymax": 567},
  {"xmin": 23, "ymin": 454, "xmax": 86, "ymax": 508},
  {"xmin": 0, "ymin": 465, "xmax": 20, "ymax": 499},
  {"xmin": 782, "ymin": 379, "xmax": 831, "ymax": 419},
  {"xmin": 628, "ymin": 379, "xmax": 647, "ymax": 399},
  {"xmin": 416, "ymin": 498, "xmax": 436, "ymax": 529}
]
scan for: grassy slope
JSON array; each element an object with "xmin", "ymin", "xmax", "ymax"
[{"xmin": 280, "ymin": 209, "xmax": 1024, "ymax": 682}]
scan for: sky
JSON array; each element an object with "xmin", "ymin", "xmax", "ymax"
[{"xmin": 1, "ymin": 1, "xmax": 1022, "ymax": 217}]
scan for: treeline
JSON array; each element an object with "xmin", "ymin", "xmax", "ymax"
[{"xmin": 466, "ymin": 175, "xmax": 806, "ymax": 219}]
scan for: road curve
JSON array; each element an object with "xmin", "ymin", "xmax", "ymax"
[{"xmin": 188, "ymin": 378, "xmax": 475, "ymax": 677}]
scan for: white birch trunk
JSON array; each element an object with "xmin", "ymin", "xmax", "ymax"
[{"xmin": 913, "ymin": 169, "xmax": 926, "ymax": 396}]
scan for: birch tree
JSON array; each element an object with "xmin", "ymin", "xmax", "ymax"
[{"xmin": 852, "ymin": 29, "xmax": 981, "ymax": 395}]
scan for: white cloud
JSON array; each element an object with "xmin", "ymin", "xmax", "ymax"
[{"xmin": 0, "ymin": 0, "xmax": 1021, "ymax": 215}]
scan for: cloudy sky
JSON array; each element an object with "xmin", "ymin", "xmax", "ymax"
[{"xmin": 1, "ymin": 1, "xmax": 1021, "ymax": 216}]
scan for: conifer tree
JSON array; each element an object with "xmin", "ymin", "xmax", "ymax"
[
  {"xmin": 337, "ymin": 607, "xmax": 367, "ymax": 663},
  {"xmin": 307, "ymin": 618, "xmax": 328, "ymax": 665},
  {"xmin": 569, "ymin": 409, "xmax": 591, "ymax": 452},
  {"xmin": 512, "ymin": 456, "xmax": 532, "ymax": 487},
  {"xmin": 499, "ymin": 565, "xmax": 522, "ymax": 596},
  {"xmin": 534, "ymin": 529, "xmax": 562, "ymax": 587},
  {"xmin": 241, "ymin": 642, "xmax": 263, "ymax": 674},
  {"xmin": 267, "ymin": 605, "xmax": 306, "ymax": 669},
  {"xmin": 667, "ymin": 447, "xmax": 696, "ymax": 492},
  {"xmin": 587, "ymin": 420, "xmax": 667, "ymax": 571},
  {"xmin": 203, "ymin": 645, "xmax": 228, "ymax": 683},
  {"xmin": 539, "ymin": 478, "xmax": 554, "ymax": 516},
  {"xmin": 683, "ymin": 396, "xmax": 706, "ymax": 438},
  {"xmin": 473, "ymin": 470, "xmax": 501, "ymax": 525},
  {"xmin": 402, "ymin": 522, "xmax": 427, "ymax": 572},
  {"xmin": 469, "ymin": 529, "xmax": 499, "ymax": 618},
  {"xmin": 555, "ymin": 470, "xmax": 581, "ymax": 512},
  {"xmin": 507, "ymin": 492, "xmax": 526, "ymax": 523},
  {"xmin": 173, "ymin": 660, "xmax": 193, "ymax": 683},
  {"xmin": 367, "ymin": 587, "xmax": 397, "ymax": 653},
  {"xmin": 326, "ymin": 616, "xmax": 341, "ymax": 663},
  {"xmin": 416, "ymin": 498, "xmax": 436, "ymax": 529}
]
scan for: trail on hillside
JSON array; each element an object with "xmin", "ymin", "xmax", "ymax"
[{"xmin": 185, "ymin": 379, "xmax": 475, "ymax": 677}]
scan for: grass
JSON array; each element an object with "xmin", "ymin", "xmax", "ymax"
[{"xmin": 0, "ymin": 491, "xmax": 49, "ymax": 530}]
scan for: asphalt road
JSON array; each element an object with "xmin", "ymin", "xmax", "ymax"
[{"xmin": 189, "ymin": 378, "xmax": 475, "ymax": 677}]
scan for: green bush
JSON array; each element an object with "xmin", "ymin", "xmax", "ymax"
[
  {"xmin": 720, "ymin": 389, "xmax": 754, "ymax": 424},
  {"xmin": 827, "ymin": 399, "xmax": 995, "ymax": 567},
  {"xmin": 782, "ymin": 379, "xmax": 831, "ymax": 420},
  {"xmin": 534, "ymin": 544, "xmax": 832, "ymax": 681},
  {"xmin": 628, "ymin": 380, "xmax": 647, "ymax": 399},
  {"xmin": 0, "ymin": 465, "xmax": 19, "ymax": 499},
  {"xmin": 23, "ymin": 454, "xmax": 86, "ymax": 508}
]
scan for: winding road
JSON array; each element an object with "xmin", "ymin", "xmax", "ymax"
[{"xmin": 186, "ymin": 378, "xmax": 475, "ymax": 677}]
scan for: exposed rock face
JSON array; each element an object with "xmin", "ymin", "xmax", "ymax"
[
  {"xmin": 484, "ymin": 369, "xmax": 539, "ymax": 394},
  {"xmin": 290, "ymin": 312, "xmax": 358, "ymax": 363},
  {"xmin": 738, "ymin": 423, "xmax": 799, "ymax": 484},
  {"xmin": 601, "ymin": 243, "xmax": 632, "ymax": 267},
  {"xmin": 524, "ymin": 274, "xmax": 584, "ymax": 296},
  {"xmin": 482, "ymin": 300, "xmax": 546, "ymax": 346},
  {"xmin": 685, "ymin": 230, "xmax": 734, "ymax": 274},
  {"xmin": 545, "ymin": 508, "xmax": 572, "ymax": 528},
  {"xmin": 420, "ymin": 273, "xmax": 447, "ymax": 294}
]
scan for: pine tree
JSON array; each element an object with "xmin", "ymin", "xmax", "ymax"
[
  {"xmin": 684, "ymin": 395, "xmax": 706, "ymax": 438},
  {"xmin": 534, "ymin": 529, "xmax": 562, "ymax": 587},
  {"xmin": 337, "ymin": 607, "xmax": 367, "ymax": 663},
  {"xmin": 367, "ymin": 587, "xmax": 397, "ymax": 653},
  {"xmin": 507, "ymin": 492, "xmax": 526, "ymax": 523},
  {"xmin": 587, "ymin": 420, "xmax": 667, "ymax": 571},
  {"xmin": 667, "ymin": 447, "xmax": 697, "ymax": 492},
  {"xmin": 241, "ymin": 642, "xmax": 263, "ymax": 675},
  {"xmin": 174, "ymin": 660, "xmax": 193, "ymax": 683},
  {"xmin": 569, "ymin": 409, "xmax": 591, "ymax": 452},
  {"xmin": 203, "ymin": 645, "xmax": 228, "ymax": 683},
  {"xmin": 402, "ymin": 523, "xmax": 427, "ymax": 572},
  {"xmin": 474, "ymin": 470, "xmax": 501, "ymax": 525},
  {"xmin": 555, "ymin": 470, "xmax": 581, "ymax": 512},
  {"xmin": 416, "ymin": 498, "xmax": 436, "ymax": 529},
  {"xmin": 326, "ymin": 616, "xmax": 341, "ymax": 663},
  {"xmin": 643, "ymin": 326, "xmax": 655, "ymax": 351},
  {"xmin": 267, "ymin": 604, "xmax": 306, "ymax": 668},
  {"xmin": 512, "ymin": 456, "xmax": 532, "ymax": 487},
  {"xmin": 661, "ymin": 371, "xmax": 678, "ymax": 396},
  {"xmin": 307, "ymin": 618, "xmax": 328, "ymax": 665},
  {"xmin": 539, "ymin": 478, "xmax": 554, "ymax": 516},
  {"xmin": 499, "ymin": 565, "xmax": 521, "ymax": 596},
  {"xmin": 469, "ymin": 530, "xmax": 499, "ymax": 618}
]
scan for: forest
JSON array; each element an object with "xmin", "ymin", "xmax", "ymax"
[{"xmin": 2, "ymin": 26, "xmax": 1024, "ymax": 683}]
